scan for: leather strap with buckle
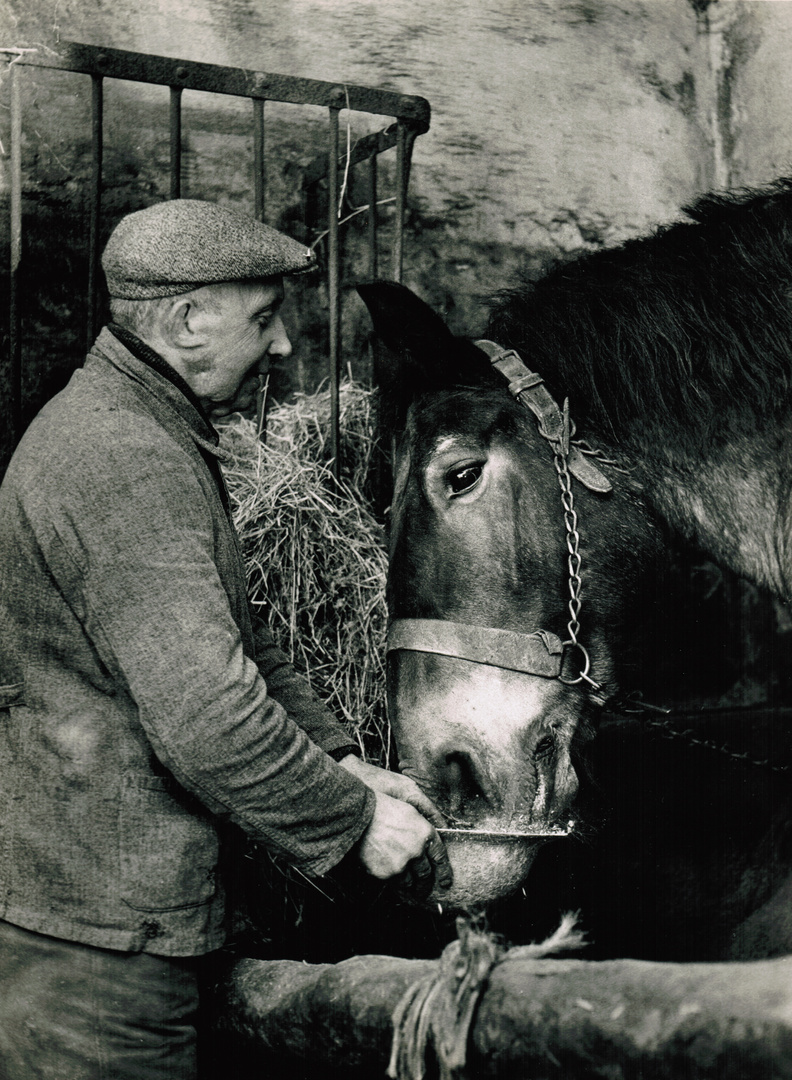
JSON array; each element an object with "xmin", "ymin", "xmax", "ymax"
[{"xmin": 475, "ymin": 339, "xmax": 612, "ymax": 494}]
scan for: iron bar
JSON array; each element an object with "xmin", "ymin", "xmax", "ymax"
[
  {"xmin": 17, "ymin": 41, "xmax": 430, "ymax": 131},
  {"xmin": 327, "ymin": 106, "xmax": 341, "ymax": 478},
  {"xmin": 253, "ymin": 98, "xmax": 268, "ymax": 443},
  {"xmin": 169, "ymin": 86, "xmax": 182, "ymax": 199},
  {"xmin": 366, "ymin": 146, "xmax": 390, "ymax": 509},
  {"xmin": 9, "ymin": 62, "xmax": 22, "ymax": 443},
  {"xmin": 366, "ymin": 149, "xmax": 390, "ymax": 514},
  {"xmin": 391, "ymin": 121, "xmax": 420, "ymax": 283},
  {"xmin": 438, "ymin": 822, "xmax": 575, "ymax": 840},
  {"xmin": 367, "ymin": 151, "xmax": 378, "ymax": 280},
  {"xmin": 256, "ymin": 373, "xmax": 269, "ymax": 446},
  {"xmin": 252, "ymin": 98, "xmax": 266, "ymax": 222},
  {"xmin": 87, "ymin": 75, "xmax": 104, "ymax": 350},
  {"xmin": 392, "ymin": 122, "xmax": 408, "ymax": 282}
]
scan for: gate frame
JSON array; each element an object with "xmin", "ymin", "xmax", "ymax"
[{"xmin": 4, "ymin": 39, "xmax": 430, "ymax": 469}]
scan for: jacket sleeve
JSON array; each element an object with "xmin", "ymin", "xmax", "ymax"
[
  {"xmin": 42, "ymin": 416, "xmax": 375, "ymax": 877},
  {"xmin": 249, "ymin": 615, "xmax": 361, "ymax": 759}
]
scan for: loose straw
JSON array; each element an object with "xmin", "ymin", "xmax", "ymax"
[{"xmin": 219, "ymin": 382, "xmax": 390, "ymax": 764}]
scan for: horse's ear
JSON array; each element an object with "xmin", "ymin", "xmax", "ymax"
[
  {"xmin": 356, "ymin": 280, "xmax": 457, "ymax": 362},
  {"xmin": 356, "ymin": 281, "xmax": 498, "ymax": 432},
  {"xmin": 356, "ymin": 280, "xmax": 455, "ymax": 433}
]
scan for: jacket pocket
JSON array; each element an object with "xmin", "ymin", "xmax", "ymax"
[
  {"xmin": 0, "ymin": 682, "xmax": 26, "ymax": 710},
  {"xmin": 120, "ymin": 774, "xmax": 219, "ymax": 912}
]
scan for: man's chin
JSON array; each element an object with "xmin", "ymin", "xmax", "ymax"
[{"xmin": 206, "ymin": 382, "xmax": 259, "ymax": 419}]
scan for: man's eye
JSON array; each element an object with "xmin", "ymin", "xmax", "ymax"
[{"xmin": 445, "ymin": 462, "xmax": 484, "ymax": 496}]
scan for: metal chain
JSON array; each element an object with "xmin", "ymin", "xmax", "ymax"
[
  {"xmin": 550, "ymin": 427, "xmax": 602, "ymax": 691},
  {"xmin": 571, "ymin": 439, "xmax": 634, "ymax": 475},
  {"xmin": 554, "ymin": 449, "xmax": 581, "ymax": 643},
  {"xmin": 643, "ymin": 715, "xmax": 789, "ymax": 774}
]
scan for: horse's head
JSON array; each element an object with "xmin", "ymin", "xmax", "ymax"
[{"xmin": 358, "ymin": 281, "xmax": 656, "ymax": 909}]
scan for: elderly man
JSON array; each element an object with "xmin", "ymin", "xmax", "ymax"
[{"xmin": 0, "ymin": 200, "xmax": 450, "ymax": 1080}]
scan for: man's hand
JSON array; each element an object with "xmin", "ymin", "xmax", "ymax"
[
  {"xmin": 338, "ymin": 754, "xmax": 447, "ymax": 827},
  {"xmin": 339, "ymin": 755, "xmax": 453, "ymax": 896}
]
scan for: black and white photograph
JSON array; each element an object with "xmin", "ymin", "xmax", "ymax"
[{"xmin": 1, "ymin": 2, "xmax": 791, "ymax": 1076}]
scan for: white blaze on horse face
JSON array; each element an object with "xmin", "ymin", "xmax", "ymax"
[
  {"xmin": 387, "ymin": 425, "xmax": 585, "ymax": 907},
  {"xmin": 389, "ymin": 650, "xmax": 579, "ymax": 907}
]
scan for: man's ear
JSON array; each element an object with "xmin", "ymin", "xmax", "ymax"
[{"xmin": 161, "ymin": 295, "xmax": 211, "ymax": 349}]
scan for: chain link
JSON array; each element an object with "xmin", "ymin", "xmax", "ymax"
[
  {"xmin": 551, "ymin": 427, "xmax": 602, "ymax": 691},
  {"xmin": 643, "ymin": 715, "xmax": 789, "ymax": 774},
  {"xmin": 572, "ymin": 439, "xmax": 634, "ymax": 474}
]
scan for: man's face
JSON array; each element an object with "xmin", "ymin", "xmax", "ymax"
[{"xmin": 193, "ymin": 279, "xmax": 291, "ymax": 412}]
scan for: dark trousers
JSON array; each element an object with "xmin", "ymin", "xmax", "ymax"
[{"xmin": 0, "ymin": 918, "xmax": 208, "ymax": 1080}]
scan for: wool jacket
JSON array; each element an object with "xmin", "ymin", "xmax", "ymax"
[{"xmin": 0, "ymin": 328, "xmax": 375, "ymax": 956}]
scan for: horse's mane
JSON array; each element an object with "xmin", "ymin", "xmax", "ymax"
[{"xmin": 485, "ymin": 178, "xmax": 792, "ymax": 453}]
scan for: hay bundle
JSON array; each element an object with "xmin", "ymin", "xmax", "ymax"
[{"xmin": 219, "ymin": 383, "xmax": 390, "ymax": 765}]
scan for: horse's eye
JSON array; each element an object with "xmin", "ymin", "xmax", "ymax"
[
  {"xmin": 445, "ymin": 462, "xmax": 484, "ymax": 497},
  {"xmin": 535, "ymin": 734, "xmax": 556, "ymax": 761}
]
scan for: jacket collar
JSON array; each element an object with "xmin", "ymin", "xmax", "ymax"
[
  {"xmin": 90, "ymin": 326, "xmax": 231, "ymax": 462},
  {"xmin": 107, "ymin": 323, "xmax": 212, "ymax": 426}
]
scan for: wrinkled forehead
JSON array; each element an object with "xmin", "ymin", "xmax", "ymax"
[
  {"xmin": 235, "ymin": 277, "xmax": 285, "ymax": 310},
  {"xmin": 197, "ymin": 276, "xmax": 285, "ymax": 312}
]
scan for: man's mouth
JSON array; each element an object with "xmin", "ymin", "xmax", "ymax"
[
  {"xmin": 206, "ymin": 374, "xmax": 264, "ymax": 421},
  {"xmin": 232, "ymin": 374, "xmax": 262, "ymax": 412}
]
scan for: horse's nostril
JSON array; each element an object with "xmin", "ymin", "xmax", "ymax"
[
  {"xmin": 439, "ymin": 750, "xmax": 489, "ymax": 819},
  {"xmin": 535, "ymin": 734, "xmax": 557, "ymax": 761}
]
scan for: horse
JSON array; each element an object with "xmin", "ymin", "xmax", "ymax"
[{"xmin": 356, "ymin": 179, "xmax": 792, "ymax": 955}]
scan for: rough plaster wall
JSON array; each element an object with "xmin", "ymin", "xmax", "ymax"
[
  {"xmin": 1, "ymin": 0, "xmax": 792, "ymax": 388},
  {"xmin": 727, "ymin": 1, "xmax": 792, "ymax": 184},
  {"xmin": 4, "ymin": 0, "xmax": 782, "ymax": 326}
]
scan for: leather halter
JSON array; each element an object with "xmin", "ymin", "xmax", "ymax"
[
  {"xmin": 387, "ymin": 341, "xmax": 611, "ymax": 690},
  {"xmin": 388, "ymin": 619, "xmax": 564, "ymax": 678},
  {"xmin": 478, "ymin": 340, "xmax": 611, "ymax": 495}
]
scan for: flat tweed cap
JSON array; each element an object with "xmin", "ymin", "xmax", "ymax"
[{"xmin": 102, "ymin": 199, "xmax": 317, "ymax": 299}]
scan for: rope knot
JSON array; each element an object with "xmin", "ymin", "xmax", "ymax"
[
  {"xmin": 387, "ymin": 915, "xmax": 503, "ymax": 1080},
  {"xmin": 388, "ymin": 912, "xmax": 586, "ymax": 1080}
]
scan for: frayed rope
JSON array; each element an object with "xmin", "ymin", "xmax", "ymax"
[{"xmin": 387, "ymin": 912, "xmax": 585, "ymax": 1080}]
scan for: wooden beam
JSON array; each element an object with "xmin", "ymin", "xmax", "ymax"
[{"xmin": 218, "ymin": 951, "xmax": 792, "ymax": 1078}]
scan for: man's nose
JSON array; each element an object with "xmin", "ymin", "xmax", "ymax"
[{"xmin": 266, "ymin": 316, "xmax": 292, "ymax": 360}]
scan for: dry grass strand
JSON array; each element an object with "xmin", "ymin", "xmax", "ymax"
[{"xmin": 219, "ymin": 383, "xmax": 390, "ymax": 764}]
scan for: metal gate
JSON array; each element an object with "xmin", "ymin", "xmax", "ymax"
[{"xmin": 2, "ymin": 39, "xmax": 430, "ymax": 471}]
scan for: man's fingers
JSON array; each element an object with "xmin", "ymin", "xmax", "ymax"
[
  {"xmin": 354, "ymin": 789, "xmax": 453, "ymax": 890},
  {"xmin": 397, "ymin": 854, "xmax": 433, "ymax": 899},
  {"xmin": 425, "ymin": 831, "xmax": 453, "ymax": 890},
  {"xmin": 407, "ymin": 854, "xmax": 434, "ymax": 899},
  {"xmin": 397, "ymin": 834, "xmax": 453, "ymax": 898},
  {"xmin": 397, "ymin": 782, "xmax": 448, "ymax": 830}
]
